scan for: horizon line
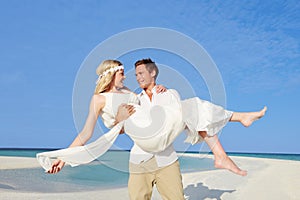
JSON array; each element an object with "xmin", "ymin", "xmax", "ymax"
[{"xmin": 0, "ymin": 147, "xmax": 299, "ymax": 155}]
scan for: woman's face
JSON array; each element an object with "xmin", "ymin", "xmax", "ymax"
[{"xmin": 113, "ymin": 69, "xmax": 126, "ymax": 89}]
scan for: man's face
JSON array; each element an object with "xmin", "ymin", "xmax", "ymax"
[{"xmin": 135, "ymin": 64, "xmax": 155, "ymax": 89}]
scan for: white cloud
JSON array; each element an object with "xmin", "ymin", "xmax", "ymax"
[{"xmin": 177, "ymin": 1, "xmax": 300, "ymax": 94}]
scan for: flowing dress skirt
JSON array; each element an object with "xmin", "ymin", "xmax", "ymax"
[{"xmin": 37, "ymin": 97, "xmax": 232, "ymax": 171}]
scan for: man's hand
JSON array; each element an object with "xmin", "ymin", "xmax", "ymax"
[
  {"xmin": 115, "ymin": 104, "xmax": 135, "ymax": 125},
  {"xmin": 47, "ymin": 159, "xmax": 65, "ymax": 174}
]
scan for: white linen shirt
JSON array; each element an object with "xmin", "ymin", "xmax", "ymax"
[{"xmin": 129, "ymin": 86, "xmax": 178, "ymax": 168}]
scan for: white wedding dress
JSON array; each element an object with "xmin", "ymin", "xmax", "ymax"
[{"xmin": 37, "ymin": 90, "xmax": 232, "ymax": 171}]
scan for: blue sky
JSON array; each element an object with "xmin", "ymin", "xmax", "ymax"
[{"xmin": 0, "ymin": 0, "xmax": 299, "ymax": 154}]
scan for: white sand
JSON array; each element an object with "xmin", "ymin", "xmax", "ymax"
[
  {"xmin": 0, "ymin": 156, "xmax": 41, "ymax": 169},
  {"xmin": 0, "ymin": 154, "xmax": 299, "ymax": 200}
]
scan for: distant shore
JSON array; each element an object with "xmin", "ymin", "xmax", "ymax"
[{"xmin": 0, "ymin": 153, "xmax": 299, "ymax": 199}]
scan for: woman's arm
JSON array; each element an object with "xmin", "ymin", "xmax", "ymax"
[
  {"xmin": 122, "ymin": 85, "xmax": 167, "ymax": 95},
  {"xmin": 48, "ymin": 94, "xmax": 105, "ymax": 173},
  {"xmin": 69, "ymin": 95, "xmax": 105, "ymax": 146},
  {"xmin": 156, "ymin": 84, "xmax": 167, "ymax": 93}
]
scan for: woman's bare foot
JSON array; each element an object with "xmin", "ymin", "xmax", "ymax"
[
  {"xmin": 215, "ymin": 156, "xmax": 247, "ymax": 176},
  {"xmin": 241, "ymin": 106, "xmax": 267, "ymax": 127}
]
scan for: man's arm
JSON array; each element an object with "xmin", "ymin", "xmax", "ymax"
[
  {"xmin": 168, "ymin": 89, "xmax": 182, "ymax": 102},
  {"xmin": 114, "ymin": 104, "xmax": 136, "ymax": 134}
]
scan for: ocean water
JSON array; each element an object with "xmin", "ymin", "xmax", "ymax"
[{"xmin": 0, "ymin": 149, "xmax": 299, "ymax": 193}]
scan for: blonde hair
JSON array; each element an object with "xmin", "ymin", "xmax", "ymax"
[{"xmin": 94, "ymin": 60, "xmax": 122, "ymax": 94}]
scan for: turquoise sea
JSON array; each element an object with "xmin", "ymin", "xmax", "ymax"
[{"xmin": 0, "ymin": 149, "xmax": 299, "ymax": 193}]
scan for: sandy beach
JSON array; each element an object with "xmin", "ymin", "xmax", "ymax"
[{"xmin": 0, "ymin": 154, "xmax": 299, "ymax": 200}]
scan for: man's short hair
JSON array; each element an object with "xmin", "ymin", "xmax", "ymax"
[{"xmin": 135, "ymin": 58, "xmax": 159, "ymax": 80}]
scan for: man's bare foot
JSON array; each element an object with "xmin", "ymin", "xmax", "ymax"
[
  {"xmin": 241, "ymin": 106, "xmax": 267, "ymax": 127},
  {"xmin": 215, "ymin": 156, "xmax": 247, "ymax": 176}
]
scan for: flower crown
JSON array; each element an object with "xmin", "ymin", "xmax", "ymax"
[{"xmin": 96, "ymin": 65, "xmax": 124, "ymax": 84}]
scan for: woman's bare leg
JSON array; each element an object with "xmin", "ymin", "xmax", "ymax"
[
  {"xmin": 230, "ymin": 106, "xmax": 267, "ymax": 127},
  {"xmin": 198, "ymin": 131, "xmax": 247, "ymax": 176}
]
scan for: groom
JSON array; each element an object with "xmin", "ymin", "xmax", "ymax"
[{"xmin": 116, "ymin": 58, "xmax": 185, "ymax": 200}]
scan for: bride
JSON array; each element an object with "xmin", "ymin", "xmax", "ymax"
[{"xmin": 37, "ymin": 59, "xmax": 266, "ymax": 176}]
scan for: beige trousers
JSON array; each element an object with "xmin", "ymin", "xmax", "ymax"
[{"xmin": 128, "ymin": 157, "xmax": 184, "ymax": 200}]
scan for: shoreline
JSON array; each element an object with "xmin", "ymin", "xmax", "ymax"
[{"xmin": 1, "ymin": 154, "xmax": 300, "ymax": 199}]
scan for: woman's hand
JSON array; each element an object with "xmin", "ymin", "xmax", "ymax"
[
  {"xmin": 156, "ymin": 85, "xmax": 167, "ymax": 93},
  {"xmin": 47, "ymin": 159, "xmax": 65, "ymax": 174}
]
